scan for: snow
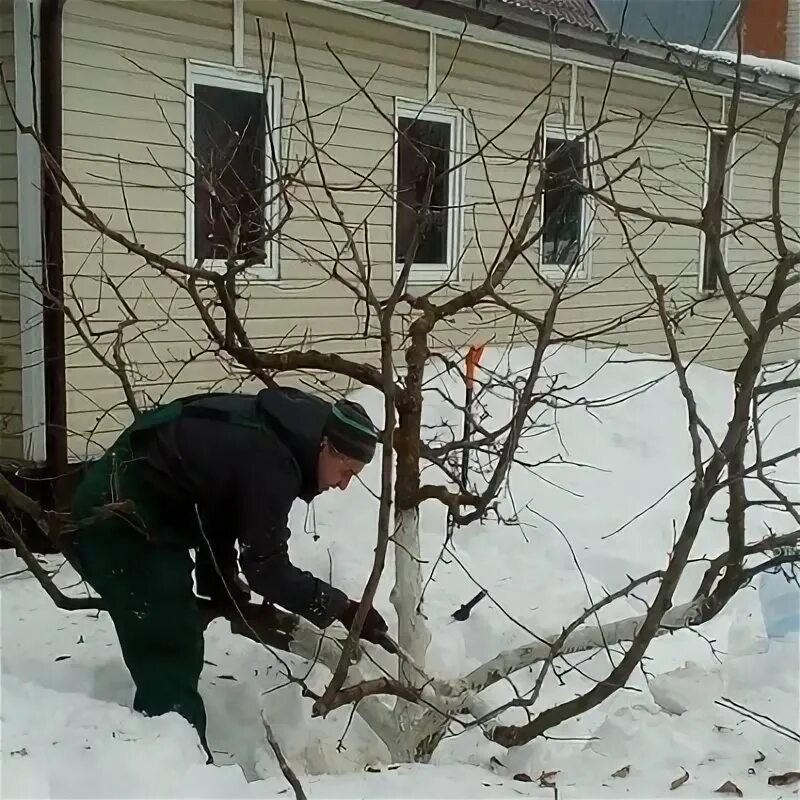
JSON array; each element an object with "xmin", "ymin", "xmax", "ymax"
[
  {"xmin": 2, "ymin": 344, "xmax": 799, "ymax": 798},
  {"xmin": 669, "ymin": 43, "xmax": 800, "ymax": 81}
]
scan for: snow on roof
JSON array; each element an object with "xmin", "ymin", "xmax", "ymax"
[{"xmin": 669, "ymin": 43, "xmax": 800, "ymax": 82}]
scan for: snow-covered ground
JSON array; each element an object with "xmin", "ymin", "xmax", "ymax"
[{"xmin": 2, "ymin": 345, "xmax": 799, "ymax": 798}]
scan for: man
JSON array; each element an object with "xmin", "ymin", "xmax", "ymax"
[{"xmin": 69, "ymin": 386, "xmax": 390, "ymax": 758}]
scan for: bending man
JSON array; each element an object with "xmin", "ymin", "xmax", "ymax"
[{"xmin": 69, "ymin": 386, "xmax": 389, "ymax": 757}]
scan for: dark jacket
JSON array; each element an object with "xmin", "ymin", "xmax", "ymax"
[{"xmin": 131, "ymin": 387, "xmax": 349, "ymax": 628}]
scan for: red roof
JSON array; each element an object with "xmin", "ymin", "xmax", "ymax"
[{"xmin": 497, "ymin": 0, "xmax": 606, "ymax": 31}]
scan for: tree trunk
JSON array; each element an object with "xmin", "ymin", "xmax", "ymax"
[
  {"xmin": 389, "ymin": 504, "xmax": 434, "ymax": 754},
  {"xmin": 390, "ymin": 506, "xmax": 430, "ymax": 672}
]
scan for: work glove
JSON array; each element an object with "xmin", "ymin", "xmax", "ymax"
[
  {"xmin": 196, "ymin": 568, "xmax": 251, "ymax": 610},
  {"xmin": 337, "ymin": 599, "xmax": 394, "ymax": 652}
]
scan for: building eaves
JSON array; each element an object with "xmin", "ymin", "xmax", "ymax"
[
  {"xmin": 387, "ymin": 0, "xmax": 800, "ymax": 101},
  {"xmin": 497, "ymin": 0, "xmax": 606, "ymax": 32}
]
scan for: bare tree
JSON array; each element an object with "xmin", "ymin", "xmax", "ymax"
[{"xmin": 1, "ymin": 9, "xmax": 798, "ymax": 768}]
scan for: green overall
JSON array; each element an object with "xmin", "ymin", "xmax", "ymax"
[{"xmin": 69, "ymin": 399, "xmax": 263, "ymax": 759}]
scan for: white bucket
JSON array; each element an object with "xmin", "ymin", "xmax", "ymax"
[{"xmin": 758, "ymin": 568, "xmax": 800, "ymax": 640}]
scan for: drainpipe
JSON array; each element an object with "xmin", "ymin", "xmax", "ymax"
[{"xmin": 39, "ymin": 0, "xmax": 68, "ymax": 510}]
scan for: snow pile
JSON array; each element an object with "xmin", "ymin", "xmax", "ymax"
[
  {"xmin": 669, "ymin": 43, "xmax": 800, "ymax": 81},
  {"xmin": 2, "ymin": 344, "xmax": 799, "ymax": 798}
]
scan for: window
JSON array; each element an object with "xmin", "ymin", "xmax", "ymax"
[
  {"xmin": 701, "ymin": 131, "xmax": 734, "ymax": 293},
  {"xmin": 394, "ymin": 100, "xmax": 465, "ymax": 282},
  {"xmin": 541, "ymin": 129, "xmax": 591, "ymax": 278},
  {"xmin": 186, "ymin": 62, "xmax": 281, "ymax": 279}
]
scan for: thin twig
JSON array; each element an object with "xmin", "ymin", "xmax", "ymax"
[{"xmin": 261, "ymin": 711, "xmax": 308, "ymax": 800}]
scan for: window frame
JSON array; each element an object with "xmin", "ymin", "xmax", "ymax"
[
  {"xmin": 699, "ymin": 128, "xmax": 736, "ymax": 295},
  {"xmin": 185, "ymin": 60, "xmax": 282, "ymax": 281},
  {"xmin": 539, "ymin": 123, "xmax": 594, "ymax": 282},
  {"xmin": 392, "ymin": 97, "xmax": 466, "ymax": 285}
]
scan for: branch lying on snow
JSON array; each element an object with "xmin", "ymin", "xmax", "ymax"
[
  {"xmin": 0, "ymin": 508, "xmax": 101, "ymax": 611},
  {"xmin": 450, "ymin": 530, "xmax": 800, "ymax": 708},
  {"xmin": 479, "ymin": 597, "xmax": 705, "ymax": 745},
  {"xmin": 406, "ymin": 592, "xmax": 710, "ymax": 755},
  {"xmin": 261, "ymin": 711, "xmax": 308, "ymax": 800},
  {"xmin": 404, "ymin": 563, "xmax": 673, "ymax": 749},
  {"xmin": 447, "ymin": 593, "xmax": 702, "ymax": 703},
  {"xmin": 427, "ymin": 527, "xmax": 800, "ymax": 742},
  {"xmin": 456, "ymin": 569, "xmax": 665, "ymax": 729}
]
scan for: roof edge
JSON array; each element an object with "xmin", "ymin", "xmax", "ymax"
[{"xmin": 386, "ymin": 0, "xmax": 799, "ymax": 101}]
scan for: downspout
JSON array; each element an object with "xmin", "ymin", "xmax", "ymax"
[{"xmin": 39, "ymin": 0, "xmax": 68, "ymax": 510}]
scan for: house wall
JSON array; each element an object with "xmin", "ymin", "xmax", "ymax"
[
  {"xmin": 437, "ymin": 52, "xmax": 800, "ymax": 368},
  {"xmin": 0, "ymin": 2, "xmax": 23, "ymax": 462},
  {"xmin": 57, "ymin": 0, "xmax": 800, "ymax": 460},
  {"xmin": 574, "ymin": 72, "xmax": 800, "ymax": 369},
  {"xmin": 788, "ymin": 0, "xmax": 800, "ymax": 62}
]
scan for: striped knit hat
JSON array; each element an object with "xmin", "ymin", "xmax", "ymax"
[{"xmin": 323, "ymin": 399, "xmax": 379, "ymax": 464}]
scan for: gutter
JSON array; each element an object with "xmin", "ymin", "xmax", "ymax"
[
  {"xmin": 13, "ymin": 0, "xmax": 46, "ymax": 464},
  {"xmin": 39, "ymin": 0, "xmax": 68, "ymax": 508},
  {"xmin": 388, "ymin": 0, "xmax": 800, "ymax": 101}
]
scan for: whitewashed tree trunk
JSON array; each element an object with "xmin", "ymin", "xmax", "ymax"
[
  {"xmin": 409, "ymin": 597, "xmax": 707, "ymax": 749},
  {"xmin": 390, "ymin": 506, "xmax": 431, "ymax": 670},
  {"xmin": 389, "ymin": 506, "xmax": 433, "ymax": 750}
]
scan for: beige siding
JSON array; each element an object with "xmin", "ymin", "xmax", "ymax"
[
  {"xmin": 722, "ymin": 104, "xmax": 800, "ymax": 365},
  {"xmin": 59, "ymin": 0, "xmax": 800, "ymax": 459},
  {"xmin": 788, "ymin": 0, "xmax": 800, "ymax": 63},
  {"xmin": 0, "ymin": 2, "xmax": 22, "ymax": 462},
  {"xmin": 60, "ymin": 0, "xmax": 428, "ymax": 457},
  {"xmin": 437, "ymin": 51, "xmax": 799, "ymax": 365}
]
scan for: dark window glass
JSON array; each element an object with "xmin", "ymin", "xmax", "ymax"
[
  {"xmin": 542, "ymin": 136, "xmax": 585, "ymax": 267},
  {"xmin": 395, "ymin": 116, "xmax": 451, "ymax": 265},
  {"xmin": 194, "ymin": 84, "xmax": 266, "ymax": 262}
]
